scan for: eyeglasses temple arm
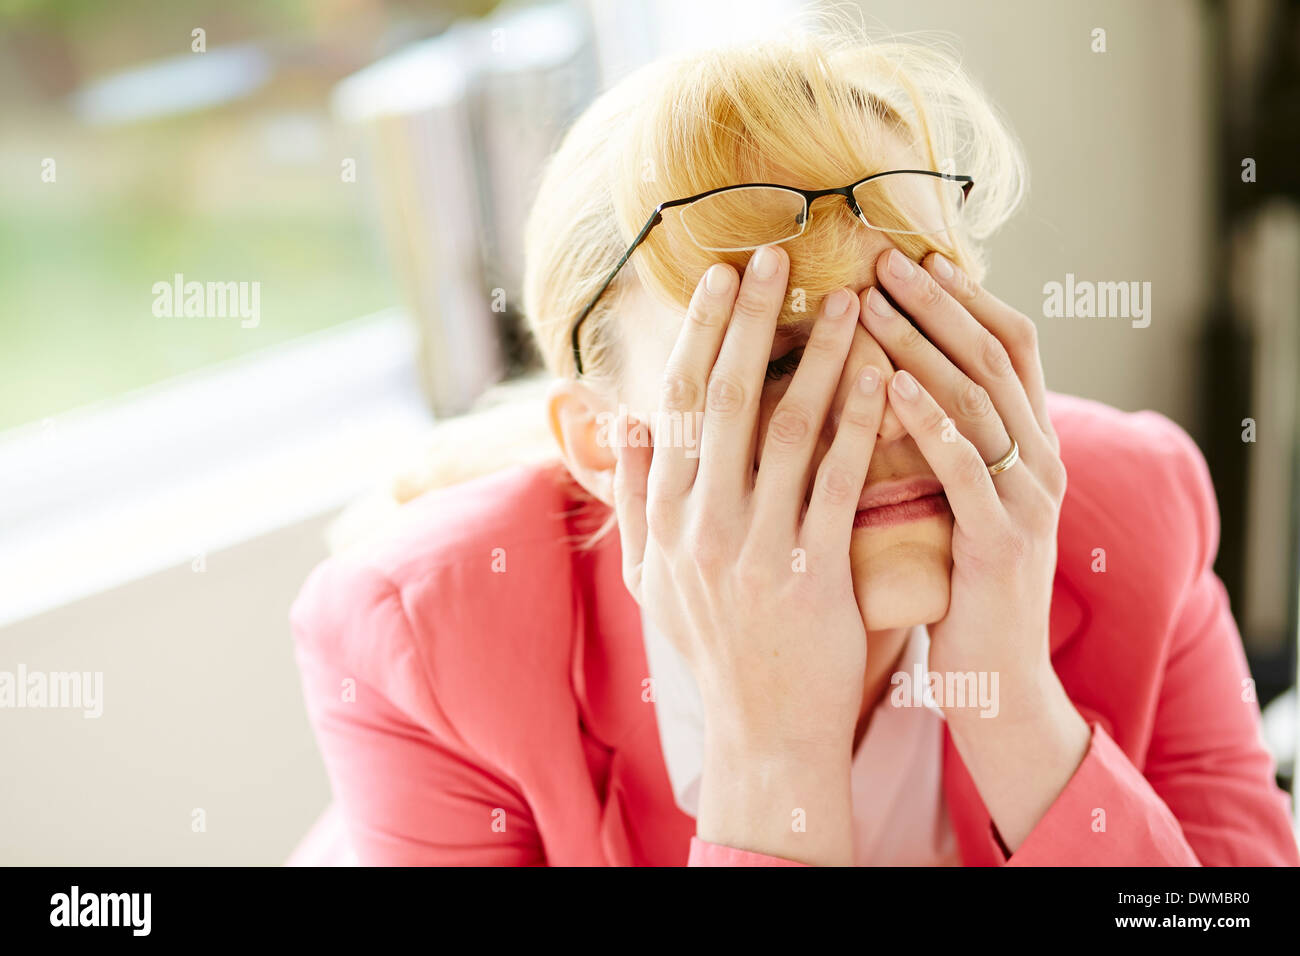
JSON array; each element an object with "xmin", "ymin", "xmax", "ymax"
[{"xmin": 571, "ymin": 210, "xmax": 663, "ymax": 376}]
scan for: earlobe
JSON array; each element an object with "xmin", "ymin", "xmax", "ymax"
[{"xmin": 546, "ymin": 378, "xmax": 618, "ymax": 505}]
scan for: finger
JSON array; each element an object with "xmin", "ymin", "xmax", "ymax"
[
  {"xmin": 753, "ymin": 287, "xmax": 860, "ymax": 530},
  {"xmin": 801, "ymin": 363, "xmax": 887, "ymax": 556},
  {"xmin": 922, "ymin": 252, "xmax": 1056, "ymax": 448},
  {"xmin": 647, "ymin": 261, "xmax": 739, "ymax": 503},
  {"xmin": 886, "ymin": 369, "xmax": 1010, "ymax": 537},
  {"xmin": 860, "ymin": 286, "xmax": 1010, "ymax": 465},
  {"xmin": 612, "ymin": 412, "xmax": 651, "ymax": 601},
  {"xmin": 695, "ymin": 244, "xmax": 788, "ymax": 501},
  {"xmin": 875, "ymin": 249, "xmax": 1048, "ymax": 467}
]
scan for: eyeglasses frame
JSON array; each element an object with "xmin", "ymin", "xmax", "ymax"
[{"xmin": 568, "ymin": 169, "xmax": 974, "ymax": 375}]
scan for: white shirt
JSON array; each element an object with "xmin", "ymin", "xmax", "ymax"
[{"xmin": 640, "ymin": 608, "xmax": 961, "ymax": 865}]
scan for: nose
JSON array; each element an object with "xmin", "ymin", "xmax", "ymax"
[{"xmin": 823, "ymin": 322, "xmax": 907, "ymax": 444}]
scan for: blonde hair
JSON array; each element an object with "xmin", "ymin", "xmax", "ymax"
[
  {"xmin": 331, "ymin": 24, "xmax": 1026, "ymax": 552},
  {"xmin": 523, "ymin": 26, "xmax": 1026, "ymax": 389}
]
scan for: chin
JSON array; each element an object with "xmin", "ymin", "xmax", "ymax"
[{"xmin": 849, "ymin": 522, "xmax": 953, "ymax": 631}]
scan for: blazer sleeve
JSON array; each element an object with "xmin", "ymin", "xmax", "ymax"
[
  {"xmin": 1005, "ymin": 419, "xmax": 1299, "ymax": 866},
  {"xmin": 290, "ymin": 559, "xmax": 545, "ymax": 866},
  {"xmin": 688, "ymin": 836, "xmax": 810, "ymax": 866}
]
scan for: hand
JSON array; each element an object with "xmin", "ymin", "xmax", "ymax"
[
  {"xmin": 862, "ymin": 248, "xmax": 1089, "ymax": 852},
  {"xmin": 861, "ymin": 248, "xmax": 1064, "ymax": 694},
  {"xmin": 612, "ymin": 244, "xmax": 887, "ymax": 864}
]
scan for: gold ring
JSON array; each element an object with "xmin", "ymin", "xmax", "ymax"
[{"xmin": 987, "ymin": 436, "xmax": 1020, "ymax": 476}]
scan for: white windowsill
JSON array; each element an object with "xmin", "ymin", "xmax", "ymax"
[{"xmin": 0, "ymin": 310, "xmax": 434, "ymax": 629}]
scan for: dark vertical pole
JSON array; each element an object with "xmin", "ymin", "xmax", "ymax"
[{"xmin": 1196, "ymin": 0, "xmax": 1253, "ymax": 627}]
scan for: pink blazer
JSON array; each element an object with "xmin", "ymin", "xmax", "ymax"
[{"xmin": 289, "ymin": 392, "xmax": 1299, "ymax": 866}]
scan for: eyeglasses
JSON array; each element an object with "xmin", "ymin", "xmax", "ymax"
[{"xmin": 568, "ymin": 169, "xmax": 974, "ymax": 376}]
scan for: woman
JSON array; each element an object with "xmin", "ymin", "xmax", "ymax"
[{"xmin": 289, "ymin": 29, "xmax": 1299, "ymax": 866}]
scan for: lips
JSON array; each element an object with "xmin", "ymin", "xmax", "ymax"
[{"xmin": 853, "ymin": 477, "xmax": 951, "ymax": 530}]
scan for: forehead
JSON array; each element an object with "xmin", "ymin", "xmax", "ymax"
[
  {"xmin": 621, "ymin": 245, "xmax": 884, "ymax": 371},
  {"xmin": 773, "ymin": 253, "xmax": 881, "ymax": 339}
]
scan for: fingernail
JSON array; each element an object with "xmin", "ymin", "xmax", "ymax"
[
  {"xmin": 888, "ymin": 249, "xmax": 914, "ymax": 280},
  {"xmin": 890, "ymin": 369, "xmax": 918, "ymax": 399},
  {"xmin": 704, "ymin": 263, "xmax": 732, "ymax": 295},
  {"xmin": 824, "ymin": 288, "xmax": 852, "ymax": 316},
  {"xmin": 866, "ymin": 287, "xmax": 892, "ymax": 317},
  {"xmin": 931, "ymin": 254, "xmax": 954, "ymax": 280},
  {"xmin": 750, "ymin": 245, "xmax": 779, "ymax": 279},
  {"xmin": 858, "ymin": 366, "xmax": 880, "ymax": 395}
]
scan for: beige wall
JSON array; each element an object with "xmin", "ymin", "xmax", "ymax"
[
  {"xmin": 0, "ymin": 516, "xmax": 333, "ymax": 865},
  {"xmin": 854, "ymin": 0, "xmax": 1210, "ymax": 425}
]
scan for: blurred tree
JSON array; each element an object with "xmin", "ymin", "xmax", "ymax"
[{"xmin": 0, "ymin": 0, "xmax": 503, "ymax": 99}]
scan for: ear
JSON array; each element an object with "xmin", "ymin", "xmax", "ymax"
[{"xmin": 546, "ymin": 378, "xmax": 617, "ymax": 506}]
